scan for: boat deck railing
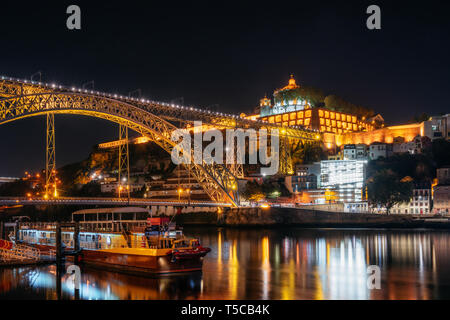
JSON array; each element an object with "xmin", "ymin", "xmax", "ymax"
[{"xmin": 18, "ymin": 221, "xmax": 163, "ymax": 234}]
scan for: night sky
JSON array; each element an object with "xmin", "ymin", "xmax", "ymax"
[{"xmin": 0, "ymin": 0, "xmax": 449, "ymax": 176}]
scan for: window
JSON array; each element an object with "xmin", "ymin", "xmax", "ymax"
[
  {"xmin": 290, "ymin": 113, "xmax": 296, "ymax": 120},
  {"xmin": 297, "ymin": 111, "xmax": 304, "ymax": 118}
]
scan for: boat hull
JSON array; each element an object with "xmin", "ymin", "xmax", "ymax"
[
  {"xmin": 81, "ymin": 249, "xmax": 205, "ymax": 275},
  {"xmin": 32, "ymin": 244, "xmax": 206, "ymax": 275}
]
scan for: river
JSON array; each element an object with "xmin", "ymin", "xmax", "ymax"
[{"xmin": 1, "ymin": 227, "xmax": 450, "ymax": 300}]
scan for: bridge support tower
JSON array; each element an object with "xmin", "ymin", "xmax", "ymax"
[
  {"xmin": 118, "ymin": 124, "xmax": 130, "ymax": 199},
  {"xmin": 45, "ymin": 113, "xmax": 57, "ymax": 198}
]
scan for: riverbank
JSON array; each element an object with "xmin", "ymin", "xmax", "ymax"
[{"xmin": 175, "ymin": 207, "xmax": 450, "ymax": 229}]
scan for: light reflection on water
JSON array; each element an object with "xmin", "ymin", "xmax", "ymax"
[{"xmin": 1, "ymin": 228, "xmax": 450, "ymax": 300}]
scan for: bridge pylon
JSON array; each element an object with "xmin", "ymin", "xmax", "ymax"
[
  {"xmin": 279, "ymin": 135, "xmax": 294, "ymax": 175},
  {"xmin": 45, "ymin": 113, "xmax": 57, "ymax": 198},
  {"xmin": 118, "ymin": 124, "xmax": 130, "ymax": 199}
]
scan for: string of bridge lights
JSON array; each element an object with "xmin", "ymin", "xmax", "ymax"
[{"xmin": 0, "ymin": 75, "xmax": 320, "ymax": 133}]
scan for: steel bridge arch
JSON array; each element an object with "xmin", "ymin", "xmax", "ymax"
[{"xmin": 0, "ymin": 91, "xmax": 240, "ymax": 206}]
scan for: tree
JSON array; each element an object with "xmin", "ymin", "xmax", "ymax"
[
  {"xmin": 241, "ymin": 181, "xmax": 265, "ymax": 202},
  {"xmin": 412, "ymin": 113, "xmax": 430, "ymax": 123},
  {"xmin": 431, "ymin": 139, "xmax": 450, "ymax": 168},
  {"xmin": 367, "ymin": 153, "xmax": 435, "ymax": 182},
  {"xmin": 0, "ymin": 180, "xmax": 33, "ymax": 197},
  {"xmin": 292, "ymin": 141, "xmax": 326, "ymax": 165},
  {"xmin": 366, "ymin": 170, "xmax": 413, "ymax": 214},
  {"xmin": 324, "ymin": 94, "xmax": 373, "ymax": 118},
  {"xmin": 74, "ymin": 181, "xmax": 104, "ymax": 197},
  {"xmin": 298, "ymin": 86, "xmax": 325, "ymax": 107}
]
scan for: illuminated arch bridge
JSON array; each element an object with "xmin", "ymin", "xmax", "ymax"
[{"xmin": 0, "ymin": 77, "xmax": 319, "ymax": 207}]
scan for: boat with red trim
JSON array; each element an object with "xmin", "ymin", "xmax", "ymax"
[{"xmin": 16, "ymin": 207, "xmax": 211, "ymax": 275}]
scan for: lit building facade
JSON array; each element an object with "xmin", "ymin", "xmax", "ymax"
[
  {"xmin": 343, "ymin": 144, "xmax": 368, "ymax": 160},
  {"xmin": 260, "ymin": 105, "xmax": 375, "ymax": 134},
  {"xmin": 437, "ymin": 166, "xmax": 450, "ymax": 185},
  {"xmin": 246, "ymin": 76, "xmax": 376, "ymax": 135},
  {"xmin": 433, "ymin": 185, "xmax": 450, "ymax": 215},
  {"xmin": 369, "ymin": 142, "xmax": 393, "ymax": 160},
  {"xmin": 391, "ymin": 182, "xmax": 432, "ymax": 215},
  {"xmin": 320, "ymin": 160, "xmax": 367, "ymax": 203}
]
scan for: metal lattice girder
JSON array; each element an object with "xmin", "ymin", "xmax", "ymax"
[
  {"xmin": 0, "ymin": 78, "xmax": 320, "ymax": 142},
  {"xmin": 45, "ymin": 113, "xmax": 57, "ymax": 197},
  {"xmin": 0, "ymin": 78, "xmax": 321, "ymax": 206},
  {"xmin": 118, "ymin": 124, "xmax": 130, "ymax": 199},
  {"xmin": 0, "ymin": 88, "xmax": 240, "ymax": 206},
  {"xmin": 279, "ymin": 135, "xmax": 294, "ymax": 175},
  {"xmin": 135, "ymin": 101, "xmax": 319, "ymax": 141},
  {"xmin": 0, "ymin": 80, "xmax": 47, "ymax": 98}
]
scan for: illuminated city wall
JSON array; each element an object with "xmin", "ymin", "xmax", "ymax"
[{"xmin": 339, "ymin": 123, "xmax": 424, "ymax": 146}]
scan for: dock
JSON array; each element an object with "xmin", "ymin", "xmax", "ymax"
[{"xmin": 0, "ymin": 239, "xmax": 56, "ymax": 268}]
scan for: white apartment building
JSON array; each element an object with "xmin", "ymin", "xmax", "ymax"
[
  {"xmin": 437, "ymin": 167, "xmax": 450, "ymax": 185},
  {"xmin": 423, "ymin": 114, "xmax": 450, "ymax": 140},
  {"xmin": 343, "ymin": 144, "xmax": 368, "ymax": 160},
  {"xmin": 391, "ymin": 183, "xmax": 431, "ymax": 215},
  {"xmin": 433, "ymin": 185, "xmax": 450, "ymax": 215},
  {"xmin": 369, "ymin": 142, "xmax": 393, "ymax": 160}
]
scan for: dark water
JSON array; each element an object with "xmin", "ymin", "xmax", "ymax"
[{"xmin": 2, "ymin": 227, "xmax": 450, "ymax": 300}]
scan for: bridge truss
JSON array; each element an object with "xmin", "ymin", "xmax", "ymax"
[{"xmin": 0, "ymin": 77, "xmax": 320, "ymax": 207}]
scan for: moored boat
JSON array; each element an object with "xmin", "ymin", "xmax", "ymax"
[{"xmin": 16, "ymin": 207, "xmax": 210, "ymax": 275}]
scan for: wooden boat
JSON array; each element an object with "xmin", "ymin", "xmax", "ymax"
[{"xmin": 16, "ymin": 207, "xmax": 210, "ymax": 275}]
